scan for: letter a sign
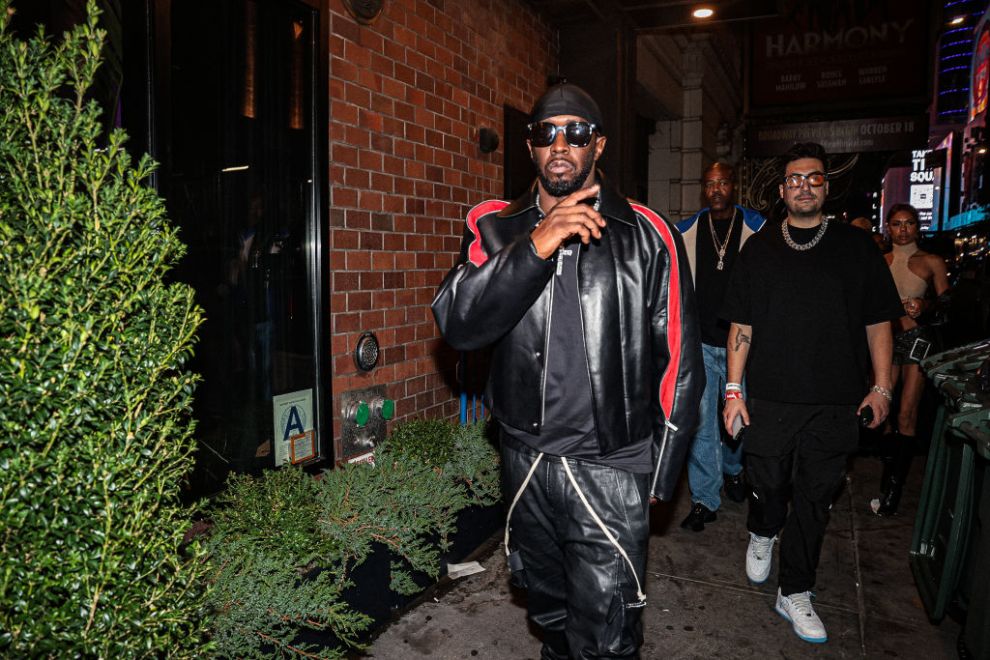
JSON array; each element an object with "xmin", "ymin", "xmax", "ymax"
[
  {"xmin": 272, "ymin": 389, "xmax": 315, "ymax": 466},
  {"xmin": 281, "ymin": 406, "xmax": 305, "ymax": 441}
]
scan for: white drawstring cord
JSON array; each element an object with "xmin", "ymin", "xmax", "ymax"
[
  {"xmin": 503, "ymin": 451, "xmax": 647, "ymax": 604},
  {"xmin": 504, "ymin": 451, "xmax": 545, "ymax": 556},
  {"xmin": 560, "ymin": 457, "xmax": 647, "ymax": 603}
]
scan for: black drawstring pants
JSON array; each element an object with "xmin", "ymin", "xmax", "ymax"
[{"xmin": 502, "ymin": 439, "xmax": 651, "ymax": 660}]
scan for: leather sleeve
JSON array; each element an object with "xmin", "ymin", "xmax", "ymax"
[
  {"xmin": 648, "ymin": 215, "xmax": 704, "ymax": 501},
  {"xmin": 431, "ymin": 220, "xmax": 553, "ymax": 351}
]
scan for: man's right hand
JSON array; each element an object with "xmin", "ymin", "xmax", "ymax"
[
  {"xmin": 722, "ymin": 398, "xmax": 750, "ymax": 436},
  {"xmin": 530, "ymin": 185, "xmax": 606, "ymax": 259}
]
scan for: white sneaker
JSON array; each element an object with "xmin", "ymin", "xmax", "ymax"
[
  {"xmin": 775, "ymin": 589, "xmax": 828, "ymax": 643},
  {"xmin": 745, "ymin": 532, "xmax": 776, "ymax": 584}
]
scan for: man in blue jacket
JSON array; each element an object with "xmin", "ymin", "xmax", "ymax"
[
  {"xmin": 676, "ymin": 163, "xmax": 765, "ymax": 531},
  {"xmin": 432, "ymin": 82, "xmax": 702, "ymax": 659}
]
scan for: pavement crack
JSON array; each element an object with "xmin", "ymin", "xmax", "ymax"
[{"xmin": 845, "ymin": 474, "xmax": 869, "ymax": 658}]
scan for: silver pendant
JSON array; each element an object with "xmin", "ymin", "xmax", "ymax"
[{"xmin": 716, "ymin": 259, "xmax": 724, "ymax": 271}]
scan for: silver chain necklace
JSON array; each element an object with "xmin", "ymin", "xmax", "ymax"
[
  {"xmin": 534, "ymin": 190, "xmax": 601, "ymax": 220},
  {"xmin": 707, "ymin": 208, "xmax": 737, "ymax": 270},
  {"xmin": 781, "ymin": 218, "xmax": 829, "ymax": 251}
]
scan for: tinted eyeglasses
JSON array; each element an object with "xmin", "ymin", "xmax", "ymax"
[
  {"xmin": 783, "ymin": 172, "xmax": 827, "ymax": 189},
  {"xmin": 527, "ymin": 121, "xmax": 598, "ymax": 148}
]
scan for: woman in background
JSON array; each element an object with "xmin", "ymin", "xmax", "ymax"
[{"xmin": 873, "ymin": 203, "xmax": 950, "ymax": 516}]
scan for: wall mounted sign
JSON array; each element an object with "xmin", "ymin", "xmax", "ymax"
[
  {"xmin": 750, "ymin": 0, "xmax": 927, "ymax": 108},
  {"xmin": 972, "ymin": 25, "xmax": 990, "ymax": 122},
  {"xmin": 272, "ymin": 389, "xmax": 315, "ymax": 466},
  {"xmin": 289, "ymin": 431, "xmax": 316, "ymax": 464},
  {"xmin": 746, "ymin": 116, "xmax": 928, "ymax": 157}
]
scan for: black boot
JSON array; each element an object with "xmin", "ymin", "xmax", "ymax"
[
  {"xmin": 877, "ymin": 435, "xmax": 914, "ymax": 516},
  {"xmin": 878, "ymin": 433, "xmax": 897, "ymax": 493},
  {"xmin": 540, "ymin": 630, "xmax": 570, "ymax": 660}
]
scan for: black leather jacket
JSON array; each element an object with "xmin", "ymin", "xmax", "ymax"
[{"xmin": 431, "ymin": 180, "xmax": 702, "ymax": 500}]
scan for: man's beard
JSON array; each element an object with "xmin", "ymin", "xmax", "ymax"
[
  {"xmin": 785, "ymin": 197, "xmax": 824, "ymax": 220},
  {"xmin": 537, "ymin": 152, "xmax": 596, "ymax": 197}
]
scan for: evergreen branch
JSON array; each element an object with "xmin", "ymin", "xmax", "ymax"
[{"xmin": 254, "ymin": 630, "xmax": 325, "ymax": 659}]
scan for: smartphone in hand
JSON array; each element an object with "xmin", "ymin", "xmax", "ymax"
[{"xmin": 725, "ymin": 414, "xmax": 746, "ymax": 451}]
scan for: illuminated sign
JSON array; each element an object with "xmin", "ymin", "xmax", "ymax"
[
  {"xmin": 972, "ymin": 26, "xmax": 990, "ymax": 121},
  {"xmin": 750, "ymin": 0, "xmax": 927, "ymax": 108},
  {"xmin": 909, "ymin": 150, "xmax": 934, "ymax": 229},
  {"xmin": 882, "ymin": 149, "xmax": 940, "ymax": 232}
]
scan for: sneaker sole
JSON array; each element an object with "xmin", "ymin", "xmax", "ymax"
[
  {"xmin": 774, "ymin": 605, "xmax": 827, "ymax": 644},
  {"xmin": 746, "ymin": 558, "xmax": 772, "ymax": 584},
  {"xmin": 747, "ymin": 572, "xmax": 770, "ymax": 585}
]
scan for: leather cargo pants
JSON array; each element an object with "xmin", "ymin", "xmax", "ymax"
[{"xmin": 502, "ymin": 439, "xmax": 651, "ymax": 659}]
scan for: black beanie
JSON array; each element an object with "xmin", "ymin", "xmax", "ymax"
[{"xmin": 529, "ymin": 83, "xmax": 604, "ymax": 132}]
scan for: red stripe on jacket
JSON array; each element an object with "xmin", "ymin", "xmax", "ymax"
[
  {"xmin": 630, "ymin": 203, "xmax": 682, "ymax": 420},
  {"xmin": 466, "ymin": 200, "xmax": 510, "ymax": 267}
]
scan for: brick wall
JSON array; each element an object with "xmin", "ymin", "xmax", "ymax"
[{"xmin": 328, "ymin": 0, "xmax": 557, "ymax": 451}]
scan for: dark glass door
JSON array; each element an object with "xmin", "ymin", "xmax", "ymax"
[{"xmin": 160, "ymin": 0, "xmax": 325, "ymax": 493}]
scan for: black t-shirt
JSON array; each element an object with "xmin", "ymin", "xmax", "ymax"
[
  {"xmin": 501, "ymin": 239, "xmax": 652, "ymax": 473},
  {"xmin": 720, "ymin": 220, "xmax": 903, "ymax": 404},
  {"xmin": 695, "ymin": 211, "xmax": 744, "ymax": 347}
]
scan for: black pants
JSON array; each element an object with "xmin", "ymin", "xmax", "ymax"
[
  {"xmin": 744, "ymin": 398, "xmax": 857, "ymax": 596},
  {"xmin": 502, "ymin": 439, "xmax": 650, "ymax": 660}
]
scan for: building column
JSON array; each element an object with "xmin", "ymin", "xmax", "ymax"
[{"xmin": 678, "ymin": 41, "xmax": 704, "ymax": 218}]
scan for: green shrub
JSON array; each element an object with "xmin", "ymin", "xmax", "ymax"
[
  {"xmin": 0, "ymin": 2, "xmax": 210, "ymax": 655},
  {"xmin": 385, "ymin": 418, "xmax": 456, "ymax": 468},
  {"xmin": 386, "ymin": 419, "xmax": 500, "ymax": 507},
  {"xmin": 203, "ymin": 467, "xmax": 371, "ymax": 659},
  {"xmin": 203, "ymin": 419, "xmax": 501, "ymax": 658},
  {"xmin": 445, "ymin": 421, "xmax": 501, "ymax": 507},
  {"xmin": 203, "ymin": 457, "xmax": 464, "ymax": 659}
]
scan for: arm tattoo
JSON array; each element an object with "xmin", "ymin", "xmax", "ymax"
[{"xmin": 733, "ymin": 332, "xmax": 751, "ymax": 352}]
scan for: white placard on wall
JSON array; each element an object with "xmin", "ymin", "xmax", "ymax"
[{"xmin": 272, "ymin": 389, "xmax": 314, "ymax": 467}]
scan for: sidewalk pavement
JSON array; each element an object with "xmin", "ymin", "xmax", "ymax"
[{"xmin": 363, "ymin": 453, "xmax": 961, "ymax": 659}]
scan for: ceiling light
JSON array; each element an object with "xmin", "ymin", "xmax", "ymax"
[
  {"xmin": 950, "ymin": 15, "xmax": 965, "ymax": 25},
  {"xmin": 693, "ymin": 7, "xmax": 714, "ymax": 19}
]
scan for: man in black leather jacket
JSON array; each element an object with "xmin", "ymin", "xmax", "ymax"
[{"xmin": 432, "ymin": 83, "xmax": 702, "ymax": 659}]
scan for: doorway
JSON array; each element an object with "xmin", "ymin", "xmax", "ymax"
[{"xmin": 156, "ymin": 0, "xmax": 327, "ymax": 493}]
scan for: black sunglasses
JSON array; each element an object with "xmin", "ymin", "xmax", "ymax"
[{"xmin": 526, "ymin": 121, "xmax": 598, "ymax": 148}]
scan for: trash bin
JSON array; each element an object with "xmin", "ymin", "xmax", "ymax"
[
  {"xmin": 909, "ymin": 339, "xmax": 990, "ymax": 624},
  {"xmin": 954, "ymin": 412, "xmax": 990, "ymax": 659}
]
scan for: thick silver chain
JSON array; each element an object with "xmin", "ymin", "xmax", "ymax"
[{"xmin": 781, "ymin": 218, "xmax": 829, "ymax": 251}]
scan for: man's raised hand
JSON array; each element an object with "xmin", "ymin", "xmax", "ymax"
[{"xmin": 531, "ymin": 185, "xmax": 606, "ymax": 259}]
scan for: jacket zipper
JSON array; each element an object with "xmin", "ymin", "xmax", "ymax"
[
  {"xmin": 574, "ymin": 246, "xmax": 598, "ymax": 434},
  {"xmin": 539, "ymin": 253, "xmax": 556, "ymax": 427}
]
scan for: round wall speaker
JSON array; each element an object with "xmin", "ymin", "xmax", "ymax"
[
  {"xmin": 353, "ymin": 331, "xmax": 381, "ymax": 371},
  {"xmin": 479, "ymin": 127, "xmax": 500, "ymax": 154},
  {"xmin": 343, "ymin": 0, "xmax": 384, "ymax": 25}
]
